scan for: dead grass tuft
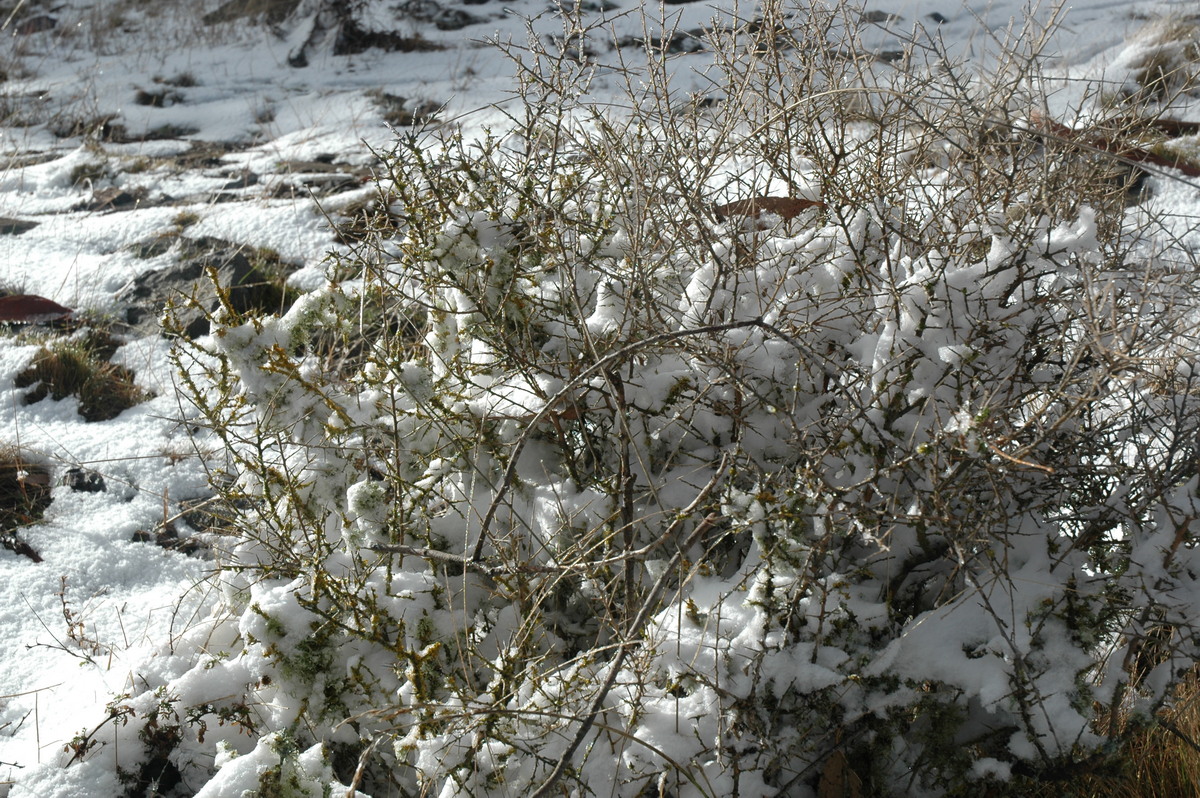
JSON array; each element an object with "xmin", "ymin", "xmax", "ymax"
[
  {"xmin": 15, "ymin": 329, "xmax": 152, "ymax": 422},
  {"xmin": 1124, "ymin": 18, "xmax": 1200, "ymax": 105},
  {"xmin": 0, "ymin": 447, "xmax": 51, "ymax": 531},
  {"xmin": 1016, "ymin": 670, "xmax": 1200, "ymax": 798},
  {"xmin": 0, "ymin": 447, "xmax": 51, "ymax": 562}
]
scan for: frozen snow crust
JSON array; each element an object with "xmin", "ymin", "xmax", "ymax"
[{"xmin": 6, "ymin": 0, "xmax": 1200, "ymax": 796}]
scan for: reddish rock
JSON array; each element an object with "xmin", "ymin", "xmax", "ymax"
[{"xmin": 0, "ymin": 295, "xmax": 74, "ymax": 323}]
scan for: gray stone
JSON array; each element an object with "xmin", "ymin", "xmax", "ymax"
[
  {"xmin": 15, "ymin": 15, "xmax": 55, "ymax": 35},
  {"xmin": 202, "ymin": 0, "xmax": 303, "ymax": 26},
  {"xmin": 118, "ymin": 237, "xmax": 295, "ymax": 338},
  {"xmin": 0, "ymin": 217, "xmax": 38, "ymax": 236}
]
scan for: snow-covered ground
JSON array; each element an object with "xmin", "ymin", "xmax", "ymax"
[{"xmin": 2, "ymin": 0, "xmax": 1200, "ymax": 795}]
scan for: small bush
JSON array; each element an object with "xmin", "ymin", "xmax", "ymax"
[
  {"xmin": 27, "ymin": 4, "xmax": 1200, "ymax": 797},
  {"xmin": 167, "ymin": 4, "xmax": 1200, "ymax": 789}
]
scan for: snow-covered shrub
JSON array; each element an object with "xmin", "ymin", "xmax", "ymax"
[{"xmin": 25, "ymin": 4, "xmax": 1200, "ymax": 797}]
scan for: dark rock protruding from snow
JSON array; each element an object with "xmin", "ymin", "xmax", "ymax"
[
  {"xmin": 14, "ymin": 15, "xmax": 55, "ymax": 35},
  {"xmin": 0, "ymin": 218, "xmax": 38, "ymax": 236},
  {"xmin": 131, "ymin": 522, "xmax": 204, "ymax": 556},
  {"xmin": 64, "ymin": 468, "xmax": 106, "ymax": 493},
  {"xmin": 202, "ymin": 0, "xmax": 305, "ymax": 25},
  {"xmin": 118, "ymin": 237, "xmax": 296, "ymax": 338}
]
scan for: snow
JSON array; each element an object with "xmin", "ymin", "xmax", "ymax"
[{"xmin": 3, "ymin": 0, "xmax": 1200, "ymax": 795}]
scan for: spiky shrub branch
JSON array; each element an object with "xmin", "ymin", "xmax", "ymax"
[{"xmin": 30, "ymin": 4, "xmax": 1200, "ymax": 797}]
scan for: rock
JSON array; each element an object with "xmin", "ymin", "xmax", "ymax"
[
  {"xmin": 279, "ymin": 159, "xmax": 343, "ymax": 173},
  {"xmin": 77, "ymin": 187, "xmax": 148, "ymax": 212},
  {"xmin": 433, "ymin": 8, "xmax": 482, "ymax": 30},
  {"xmin": 399, "ymin": 0, "xmax": 442, "ymax": 19},
  {"xmin": 0, "ymin": 294, "xmax": 74, "ymax": 323},
  {"xmin": 178, "ymin": 496, "xmax": 245, "ymax": 537},
  {"xmin": 118, "ymin": 237, "xmax": 296, "ymax": 338},
  {"xmin": 285, "ymin": 1, "xmax": 448, "ymax": 64},
  {"xmin": 0, "ymin": 218, "xmax": 38, "ymax": 235},
  {"xmin": 174, "ymin": 141, "xmax": 240, "ymax": 170},
  {"xmin": 394, "ymin": 0, "xmax": 481, "ymax": 32},
  {"xmin": 615, "ymin": 30, "xmax": 705, "ymax": 54},
  {"xmin": 64, "ymin": 468, "xmax": 106, "ymax": 493},
  {"xmin": 928, "ymin": 12, "xmax": 948, "ymax": 23},
  {"xmin": 134, "ymin": 88, "xmax": 184, "ymax": 108},
  {"xmin": 15, "ymin": 15, "xmax": 55, "ymax": 35},
  {"xmin": 269, "ymin": 160, "xmax": 370, "ymax": 197},
  {"xmin": 333, "ymin": 19, "xmax": 446, "ymax": 54},
  {"xmin": 126, "ymin": 235, "xmax": 177, "ymax": 260},
  {"xmin": 861, "ymin": 10, "xmax": 900, "ymax": 23},
  {"xmin": 117, "ymin": 124, "xmax": 200, "ymax": 143},
  {"xmin": 370, "ymin": 92, "xmax": 440, "ymax": 127},
  {"xmin": 218, "ymin": 172, "xmax": 259, "ymax": 191},
  {"xmin": 202, "ymin": 0, "xmax": 303, "ymax": 25},
  {"xmin": 131, "ymin": 522, "xmax": 204, "ymax": 555}
]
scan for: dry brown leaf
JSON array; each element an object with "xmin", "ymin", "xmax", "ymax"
[
  {"xmin": 713, "ymin": 196, "xmax": 824, "ymax": 220},
  {"xmin": 817, "ymin": 751, "xmax": 864, "ymax": 798}
]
